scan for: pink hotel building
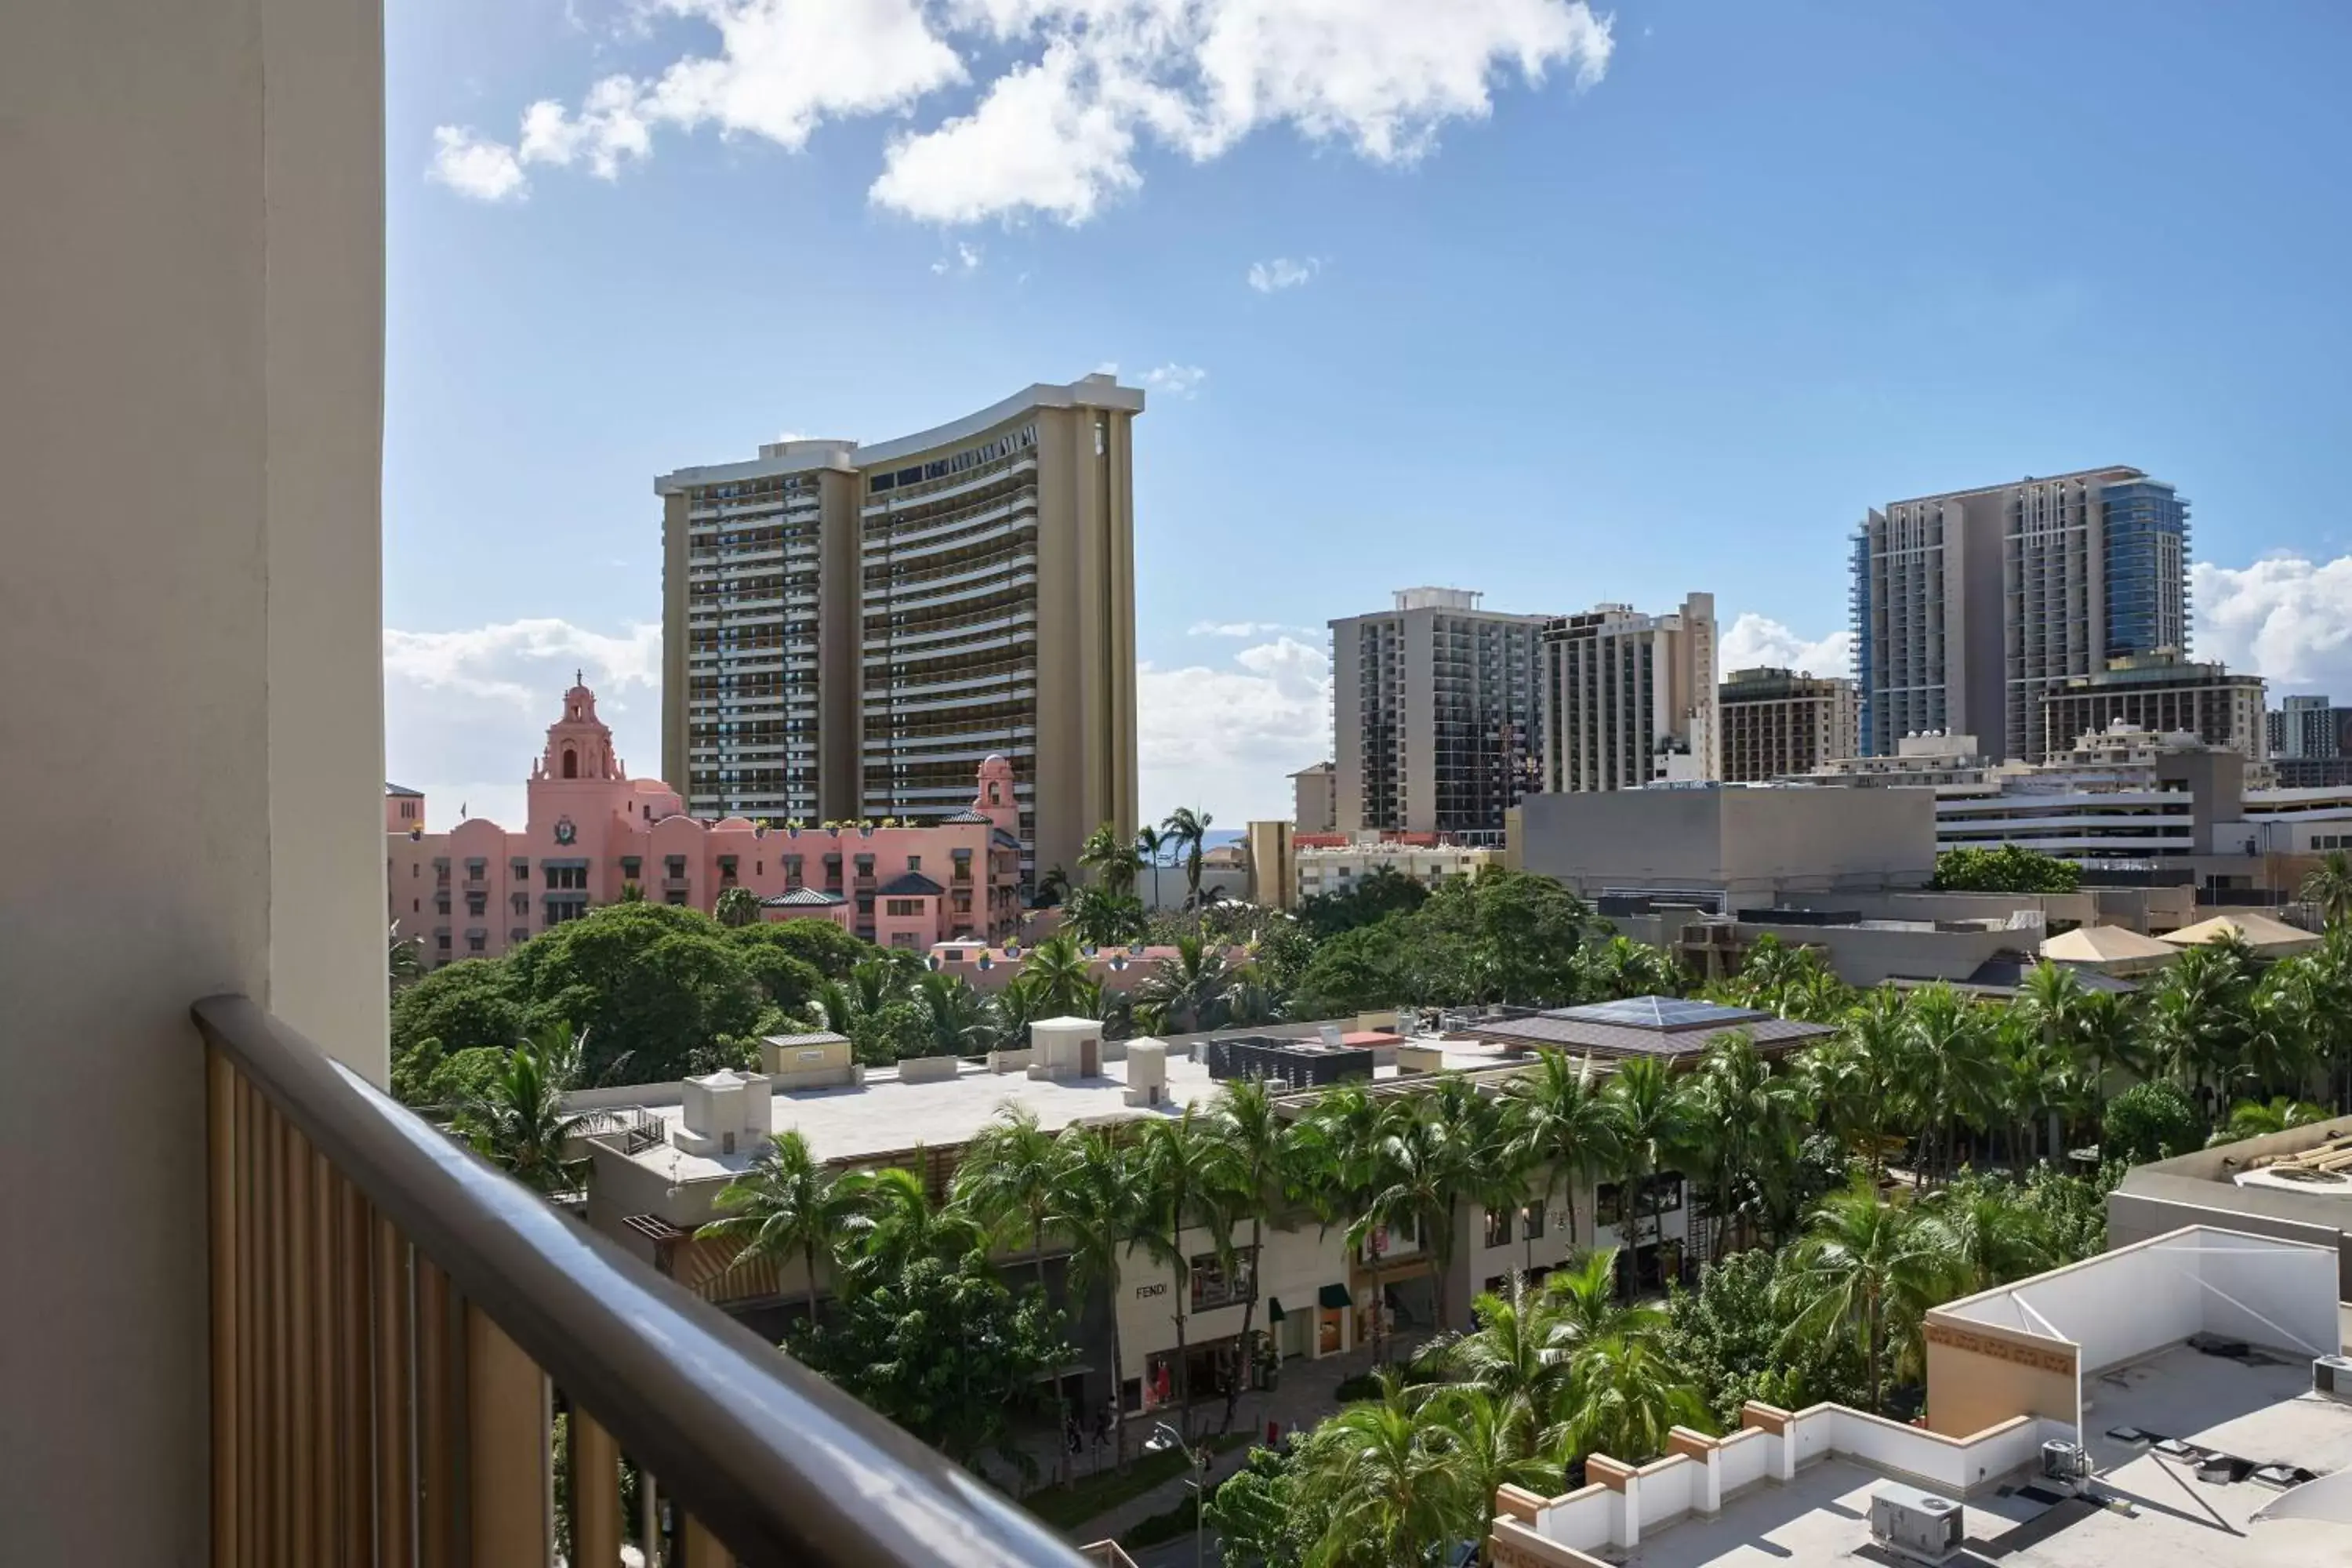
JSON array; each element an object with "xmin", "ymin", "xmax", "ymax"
[{"xmin": 389, "ymin": 681, "xmax": 1024, "ymax": 971}]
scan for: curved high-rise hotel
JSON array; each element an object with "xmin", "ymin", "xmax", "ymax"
[{"xmin": 656, "ymin": 374, "xmax": 1141, "ymax": 887}]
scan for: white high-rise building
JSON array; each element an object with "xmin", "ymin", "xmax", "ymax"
[{"xmin": 1541, "ymin": 593, "xmax": 1719, "ymax": 791}]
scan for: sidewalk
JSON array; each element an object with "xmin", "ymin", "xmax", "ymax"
[{"xmin": 1060, "ymin": 1331, "xmax": 1435, "ymax": 1545}]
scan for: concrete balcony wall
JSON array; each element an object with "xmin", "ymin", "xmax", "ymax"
[{"xmin": 1, "ymin": 0, "xmax": 386, "ymax": 1558}]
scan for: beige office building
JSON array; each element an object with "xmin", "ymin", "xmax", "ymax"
[
  {"xmin": 1853, "ymin": 466, "xmax": 2190, "ymax": 763},
  {"xmin": 658, "ymin": 376, "xmax": 1142, "ymax": 884},
  {"xmin": 1330, "ymin": 587, "xmax": 1548, "ymax": 841},
  {"xmin": 1541, "ymin": 593, "xmax": 1719, "ymax": 791},
  {"xmin": 1719, "ymin": 666, "xmax": 1860, "ymax": 782}
]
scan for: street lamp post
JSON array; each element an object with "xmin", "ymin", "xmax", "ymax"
[{"xmin": 1152, "ymin": 1421, "xmax": 1210, "ymax": 1568}]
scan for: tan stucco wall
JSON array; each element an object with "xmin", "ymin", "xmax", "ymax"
[
  {"xmin": 0, "ymin": 0, "xmax": 386, "ymax": 1556},
  {"xmin": 1923, "ymin": 1319, "xmax": 2078, "ymax": 1438}
]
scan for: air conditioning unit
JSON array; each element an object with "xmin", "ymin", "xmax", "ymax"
[
  {"xmin": 2312, "ymin": 1354, "xmax": 2352, "ymax": 1401},
  {"xmin": 2041, "ymin": 1439, "xmax": 2091, "ymax": 1485},
  {"xmin": 1869, "ymin": 1483, "xmax": 1963, "ymax": 1565}
]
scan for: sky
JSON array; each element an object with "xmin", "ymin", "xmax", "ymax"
[{"xmin": 384, "ymin": 0, "xmax": 2352, "ymax": 829}]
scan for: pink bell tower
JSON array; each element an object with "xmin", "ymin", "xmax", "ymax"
[
  {"xmin": 974, "ymin": 753, "xmax": 1019, "ymax": 840},
  {"xmin": 533, "ymin": 673, "xmax": 625, "ymax": 786}
]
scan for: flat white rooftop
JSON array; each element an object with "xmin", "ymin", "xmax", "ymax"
[
  {"xmin": 1621, "ymin": 1347, "xmax": 2352, "ymax": 1568},
  {"xmin": 604, "ymin": 1039, "xmax": 1523, "ymax": 1182}
]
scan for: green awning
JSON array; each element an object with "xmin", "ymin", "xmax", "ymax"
[
  {"xmin": 1266, "ymin": 1297, "xmax": 1286, "ymax": 1322},
  {"xmin": 1318, "ymin": 1283, "xmax": 1352, "ymax": 1311}
]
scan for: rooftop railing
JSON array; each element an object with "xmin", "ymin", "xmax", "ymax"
[{"xmin": 193, "ymin": 994, "xmax": 1090, "ymax": 1566}]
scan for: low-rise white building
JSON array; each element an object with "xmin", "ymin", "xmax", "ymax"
[
  {"xmin": 1294, "ymin": 834, "xmax": 1501, "ymax": 905},
  {"xmin": 573, "ymin": 1018, "xmax": 1635, "ymax": 1425}
]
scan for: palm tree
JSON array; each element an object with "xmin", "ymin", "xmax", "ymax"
[
  {"xmin": 1207, "ymin": 1076, "xmax": 1289, "ymax": 1432},
  {"xmin": 714, "ymin": 884, "xmax": 761, "ymax": 928},
  {"xmin": 703, "ymin": 1129, "xmax": 866, "ymax": 1324},
  {"xmin": 913, "ymin": 971, "xmax": 996, "ymax": 1058},
  {"xmin": 1045, "ymin": 1125, "xmax": 1149, "ymax": 1468},
  {"xmin": 1506, "ymin": 1051, "xmax": 1621, "ymax": 1256},
  {"xmin": 2238, "ymin": 967, "xmax": 2320, "ymax": 1102},
  {"xmin": 1929, "ymin": 1183, "xmax": 2053, "ymax": 1294},
  {"xmin": 1293, "ymin": 1382, "xmax": 1461, "ymax": 1568},
  {"xmin": 1776, "ymin": 1178, "xmax": 1958, "ymax": 1412},
  {"xmin": 1900, "ymin": 984, "xmax": 1999, "ymax": 1185},
  {"xmin": 1132, "ymin": 1107, "xmax": 1232, "ymax": 1439},
  {"xmin": 2304, "ymin": 848, "xmax": 2352, "ymax": 931},
  {"xmin": 1162, "ymin": 806, "xmax": 1215, "ymax": 909},
  {"xmin": 1537, "ymin": 1247, "xmax": 1666, "ymax": 1348},
  {"xmin": 1062, "ymin": 884, "xmax": 1146, "ymax": 946},
  {"xmin": 452, "ymin": 1022, "xmax": 592, "ymax": 1198},
  {"xmin": 1135, "ymin": 935, "xmax": 1236, "ymax": 1036},
  {"xmin": 2212, "ymin": 1094, "xmax": 2334, "ymax": 1144},
  {"xmin": 387, "ymin": 920, "xmax": 421, "ymax": 991},
  {"xmin": 1602, "ymin": 1055, "xmax": 1698, "ymax": 1287},
  {"xmin": 1423, "ymin": 1385, "xmax": 1566, "ymax": 1564},
  {"xmin": 953, "ymin": 1103, "xmax": 1073, "ymax": 1480},
  {"xmin": 1020, "ymin": 935, "xmax": 1096, "ymax": 1016},
  {"xmin": 1828, "ymin": 988, "xmax": 1917, "ymax": 1183},
  {"xmin": 838, "ymin": 1163, "xmax": 984, "ymax": 1289},
  {"xmin": 1439, "ymin": 1287, "xmax": 1570, "ymax": 1417},
  {"xmin": 1077, "ymin": 821, "xmax": 1143, "ymax": 897},
  {"xmin": 1136, "ymin": 822, "xmax": 1169, "ymax": 912},
  {"xmin": 2146, "ymin": 946, "xmax": 2251, "ymax": 1102},
  {"xmin": 1294, "ymin": 1083, "xmax": 1395, "ymax": 1362},
  {"xmin": 1689, "ymin": 1030, "xmax": 1811, "ymax": 1256},
  {"xmin": 952, "ymin": 1105, "xmax": 1059, "ymax": 1294},
  {"xmin": 1556, "ymin": 1333, "xmax": 1713, "ymax": 1465},
  {"xmin": 2070, "ymin": 988, "xmax": 2144, "ymax": 1123},
  {"xmin": 1355, "ymin": 1098, "xmax": 1478, "ymax": 1333}
]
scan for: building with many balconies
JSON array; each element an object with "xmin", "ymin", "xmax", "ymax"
[
  {"xmin": 657, "ymin": 376, "xmax": 1142, "ymax": 889},
  {"xmin": 1541, "ymin": 594, "xmax": 1720, "ymax": 791},
  {"xmin": 1851, "ymin": 466, "xmax": 2190, "ymax": 763},
  {"xmin": 1330, "ymin": 587, "xmax": 1550, "ymax": 841},
  {"xmin": 1717, "ymin": 666, "xmax": 1859, "ymax": 783}
]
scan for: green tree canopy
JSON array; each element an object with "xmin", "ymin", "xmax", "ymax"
[
  {"xmin": 2102, "ymin": 1078, "xmax": 2205, "ymax": 1163},
  {"xmin": 1929, "ymin": 845, "xmax": 2081, "ymax": 893}
]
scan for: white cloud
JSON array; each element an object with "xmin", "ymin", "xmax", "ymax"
[
  {"xmin": 1139, "ymin": 633, "xmax": 1330, "ymax": 822},
  {"xmin": 432, "ymin": 0, "xmax": 964, "ymax": 201},
  {"xmin": 428, "ymin": 126, "xmax": 528, "ymax": 201},
  {"xmin": 1719, "ymin": 613, "xmax": 1853, "ymax": 681},
  {"xmin": 2194, "ymin": 553, "xmax": 2352, "ymax": 696},
  {"xmin": 1247, "ymin": 256, "xmax": 1319, "ymax": 292},
  {"xmin": 930, "ymin": 240, "xmax": 985, "ymax": 274},
  {"xmin": 384, "ymin": 618, "xmax": 662, "ymax": 829},
  {"xmin": 1142, "ymin": 362, "xmax": 1207, "ymax": 398},
  {"xmin": 436, "ymin": 1, "xmax": 1614, "ymax": 220}
]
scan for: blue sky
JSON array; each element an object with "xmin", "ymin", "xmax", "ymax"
[{"xmin": 384, "ymin": 0, "xmax": 2352, "ymax": 826}]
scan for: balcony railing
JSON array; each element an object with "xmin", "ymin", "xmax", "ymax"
[{"xmin": 194, "ymin": 995, "xmax": 1088, "ymax": 1566}]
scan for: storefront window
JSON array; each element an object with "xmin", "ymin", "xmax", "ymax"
[
  {"xmin": 1523, "ymin": 1203, "xmax": 1548, "ymax": 1240},
  {"xmin": 1483, "ymin": 1206, "xmax": 1512, "ymax": 1249},
  {"xmin": 1190, "ymin": 1246, "xmax": 1257, "ymax": 1311}
]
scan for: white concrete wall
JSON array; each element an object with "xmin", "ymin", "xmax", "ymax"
[
  {"xmin": 1718, "ymin": 1427, "xmax": 1770, "ymax": 1495},
  {"xmin": 1638, "ymin": 1455, "xmax": 1697, "ymax": 1526},
  {"xmin": 1780, "ymin": 1406, "xmax": 2060, "ymax": 1495},
  {"xmin": 1, "ymin": 0, "xmax": 387, "ymax": 1558},
  {"xmin": 1944, "ymin": 1227, "xmax": 2339, "ymax": 1372}
]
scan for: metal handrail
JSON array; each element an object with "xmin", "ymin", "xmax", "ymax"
[{"xmin": 191, "ymin": 995, "xmax": 1087, "ymax": 1567}]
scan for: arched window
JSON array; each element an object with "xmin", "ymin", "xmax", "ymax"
[{"xmin": 562, "ymin": 748, "xmax": 578, "ymax": 779}]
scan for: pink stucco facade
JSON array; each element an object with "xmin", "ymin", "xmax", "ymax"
[{"xmin": 389, "ymin": 682, "xmax": 1023, "ymax": 971}]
